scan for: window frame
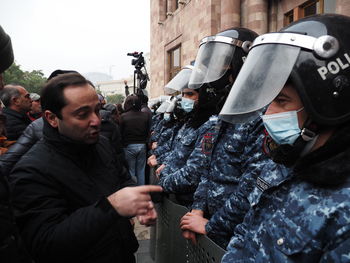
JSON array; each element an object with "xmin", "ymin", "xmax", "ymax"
[
  {"xmin": 284, "ymin": 0, "xmax": 324, "ymax": 26},
  {"xmin": 168, "ymin": 45, "xmax": 182, "ymax": 81}
]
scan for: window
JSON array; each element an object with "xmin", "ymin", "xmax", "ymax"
[
  {"xmin": 284, "ymin": 0, "xmax": 324, "ymax": 26},
  {"xmin": 302, "ymin": 0, "xmax": 323, "ymax": 17},
  {"xmin": 166, "ymin": 0, "xmax": 179, "ymax": 15},
  {"xmin": 284, "ymin": 10, "xmax": 294, "ymax": 26},
  {"xmin": 169, "ymin": 46, "xmax": 181, "ymax": 80}
]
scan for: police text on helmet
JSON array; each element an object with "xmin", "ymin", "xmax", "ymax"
[{"xmin": 317, "ymin": 53, "xmax": 350, "ymax": 80}]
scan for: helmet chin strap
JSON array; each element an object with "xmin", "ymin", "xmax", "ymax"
[{"xmin": 265, "ymin": 118, "xmax": 320, "ymax": 167}]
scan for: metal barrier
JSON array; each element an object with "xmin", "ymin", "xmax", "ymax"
[
  {"xmin": 153, "ymin": 197, "xmax": 226, "ymax": 263},
  {"xmin": 187, "ymin": 234, "xmax": 226, "ymax": 263}
]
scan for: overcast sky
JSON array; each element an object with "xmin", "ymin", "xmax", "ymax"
[{"xmin": 0, "ymin": 0, "xmax": 150, "ymax": 79}]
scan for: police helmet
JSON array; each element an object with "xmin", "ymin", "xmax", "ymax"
[
  {"xmin": 188, "ymin": 27, "xmax": 258, "ymax": 91},
  {"xmin": 164, "ymin": 65, "xmax": 193, "ymax": 95},
  {"xmin": 220, "ymin": 14, "xmax": 350, "ymax": 126}
]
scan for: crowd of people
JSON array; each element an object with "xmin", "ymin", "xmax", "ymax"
[{"xmin": 0, "ymin": 13, "xmax": 350, "ymax": 263}]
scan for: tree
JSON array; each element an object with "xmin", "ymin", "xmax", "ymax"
[
  {"xmin": 106, "ymin": 94, "xmax": 125, "ymax": 104},
  {"xmin": 3, "ymin": 62, "xmax": 47, "ymax": 93}
]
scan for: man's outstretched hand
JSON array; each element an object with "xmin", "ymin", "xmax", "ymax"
[{"xmin": 108, "ymin": 185, "xmax": 163, "ymax": 217}]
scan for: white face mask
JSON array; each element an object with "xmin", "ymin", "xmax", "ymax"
[
  {"xmin": 261, "ymin": 107, "xmax": 304, "ymax": 145},
  {"xmin": 163, "ymin": 113, "xmax": 171, "ymax": 121},
  {"xmin": 181, "ymin": 97, "xmax": 195, "ymax": 112}
]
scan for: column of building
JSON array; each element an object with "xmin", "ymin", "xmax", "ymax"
[
  {"xmin": 220, "ymin": 0, "xmax": 241, "ymax": 31},
  {"xmin": 246, "ymin": 0, "xmax": 269, "ymax": 34}
]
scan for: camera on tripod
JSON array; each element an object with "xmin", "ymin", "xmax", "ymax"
[
  {"xmin": 127, "ymin": 51, "xmax": 150, "ymax": 93},
  {"xmin": 127, "ymin": 52, "xmax": 145, "ymax": 69}
]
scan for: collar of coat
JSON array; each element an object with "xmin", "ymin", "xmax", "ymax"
[
  {"xmin": 3, "ymin": 107, "xmax": 30, "ymax": 121},
  {"xmin": 42, "ymin": 118, "xmax": 97, "ymax": 169},
  {"xmin": 293, "ymin": 123, "xmax": 350, "ymax": 187}
]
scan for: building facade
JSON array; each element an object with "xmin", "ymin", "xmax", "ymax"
[{"xmin": 150, "ymin": 0, "xmax": 350, "ymax": 97}]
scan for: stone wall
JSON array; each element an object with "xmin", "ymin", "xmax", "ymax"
[{"xmin": 150, "ymin": 0, "xmax": 350, "ymax": 98}]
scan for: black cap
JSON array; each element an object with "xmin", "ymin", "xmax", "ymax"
[{"xmin": 0, "ymin": 25, "xmax": 14, "ymax": 73}]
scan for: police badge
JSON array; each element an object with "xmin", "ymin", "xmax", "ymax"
[{"xmin": 202, "ymin": 133, "xmax": 214, "ymax": 154}]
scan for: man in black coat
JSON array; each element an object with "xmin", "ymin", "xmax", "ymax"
[
  {"xmin": 1, "ymin": 84, "xmax": 32, "ymax": 140},
  {"xmin": 10, "ymin": 73, "xmax": 162, "ymax": 263}
]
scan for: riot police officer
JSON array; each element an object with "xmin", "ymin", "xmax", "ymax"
[
  {"xmin": 158, "ymin": 28, "xmax": 258, "ymax": 208},
  {"xmin": 219, "ymin": 14, "xmax": 350, "ymax": 262}
]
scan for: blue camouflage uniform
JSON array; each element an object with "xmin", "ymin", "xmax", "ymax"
[
  {"xmin": 191, "ymin": 118, "xmax": 272, "ymax": 248},
  {"xmin": 222, "ymin": 157, "xmax": 350, "ymax": 262},
  {"xmin": 158, "ymin": 116, "xmax": 219, "ymax": 200},
  {"xmin": 192, "ymin": 119, "xmax": 264, "ymax": 214},
  {"xmin": 152, "ymin": 122, "xmax": 183, "ymax": 164},
  {"xmin": 150, "ymin": 114, "xmax": 162, "ymax": 132},
  {"xmin": 150, "ymin": 119, "xmax": 166, "ymax": 144}
]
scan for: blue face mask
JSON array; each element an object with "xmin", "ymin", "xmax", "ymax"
[
  {"xmin": 261, "ymin": 108, "xmax": 304, "ymax": 145},
  {"xmin": 163, "ymin": 113, "xmax": 171, "ymax": 121},
  {"xmin": 181, "ymin": 97, "xmax": 195, "ymax": 113}
]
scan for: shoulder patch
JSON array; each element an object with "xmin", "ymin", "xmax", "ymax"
[{"xmin": 202, "ymin": 133, "xmax": 214, "ymax": 155}]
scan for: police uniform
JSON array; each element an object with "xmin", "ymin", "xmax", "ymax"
[
  {"xmin": 152, "ymin": 122, "xmax": 183, "ymax": 164},
  {"xmin": 149, "ymin": 118, "xmax": 166, "ymax": 144},
  {"xmin": 150, "ymin": 114, "xmax": 163, "ymax": 132},
  {"xmin": 158, "ymin": 116, "xmax": 218, "ymax": 196},
  {"xmin": 218, "ymin": 14, "xmax": 350, "ymax": 262},
  {"xmin": 222, "ymin": 157, "xmax": 350, "ymax": 262},
  {"xmin": 192, "ymin": 118, "xmax": 271, "ymax": 248}
]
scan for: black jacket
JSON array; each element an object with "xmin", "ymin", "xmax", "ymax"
[
  {"xmin": 1, "ymin": 118, "xmax": 43, "ymax": 177},
  {"xmin": 100, "ymin": 110, "xmax": 123, "ymax": 153},
  {"xmin": 10, "ymin": 121, "xmax": 138, "ymax": 263},
  {"xmin": 2, "ymin": 108, "xmax": 31, "ymax": 141},
  {"xmin": 120, "ymin": 110, "xmax": 150, "ymax": 146},
  {"xmin": 0, "ymin": 173, "xmax": 31, "ymax": 263}
]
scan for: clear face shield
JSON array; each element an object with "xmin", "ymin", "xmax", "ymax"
[
  {"xmin": 165, "ymin": 97, "xmax": 178, "ymax": 113},
  {"xmin": 188, "ymin": 36, "xmax": 239, "ymax": 90},
  {"xmin": 219, "ymin": 32, "xmax": 339, "ymax": 123},
  {"xmin": 156, "ymin": 101, "xmax": 170, "ymax": 114},
  {"xmin": 164, "ymin": 66, "xmax": 193, "ymax": 95},
  {"xmin": 156, "ymin": 96, "xmax": 171, "ymax": 113}
]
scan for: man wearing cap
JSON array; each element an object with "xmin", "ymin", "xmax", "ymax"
[
  {"xmin": 27, "ymin": 93, "xmax": 42, "ymax": 121},
  {"xmin": 0, "ymin": 25, "xmax": 32, "ymax": 262}
]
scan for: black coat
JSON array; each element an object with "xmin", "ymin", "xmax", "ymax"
[
  {"xmin": 1, "ymin": 118, "xmax": 43, "ymax": 177},
  {"xmin": 0, "ymin": 173, "xmax": 31, "ymax": 263},
  {"xmin": 2, "ymin": 108, "xmax": 31, "ymax": 141},
  {"xmin": 120, "ymin": 110, "xmax": 151, "ymax": 146},
  {"xmin": 10, "ymin": 121, "xmax": 138, "ymax": 263}
]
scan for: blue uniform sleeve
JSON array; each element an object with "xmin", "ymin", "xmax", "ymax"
[
  {"xmin": 158, "ymin": 121, "xmax": 216, "ymax": 193},
  {"xmin": 205, "ymin": 166, "xmax": 258, "ymax": 248},
  {"xmin": 158, "ymin": 140, "xmax": 210, "ymax": 193},
  {"xmin": 153, "ymin": 127, "xmax": 177, "ymax": 158},
  {"xmin": 205, "ymin": 121, "xmax": 266, "ymax": 248},
  {"xmin": 191, "ymin": 172, "xmax": 209, "ymax": 212}
]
